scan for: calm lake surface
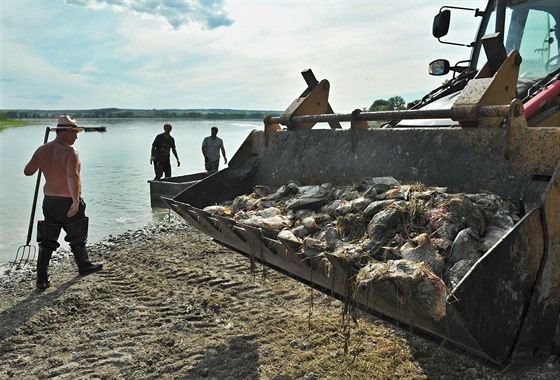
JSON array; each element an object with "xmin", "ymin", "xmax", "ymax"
[{"xmin": 0, "ymin": 118, "xmax": 262, "ymax": 264}]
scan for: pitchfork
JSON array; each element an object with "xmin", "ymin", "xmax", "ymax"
[{"xmin": 13, "ymin": 127, "xmax": 51, "ymax": 268}]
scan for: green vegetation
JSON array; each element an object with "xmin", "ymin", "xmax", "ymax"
[
  {"xmin": 367, "ymin": 96, "xmax": 423, "ymax": 111},
  {"xmin": 0, "ymin": 117, "xmax": 36, "ymax": 131},
  {"xmin": 364, "ymin": 96, "xmax": 422, "ymax": 128}
]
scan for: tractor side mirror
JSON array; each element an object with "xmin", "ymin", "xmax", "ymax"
[
  {"xmin": 433, "ymin": 10, "xmax": 450, "ymax": 38},
  {"xmin": 428, "ymin": 59, "xmax": 450, "ymax": 76}
]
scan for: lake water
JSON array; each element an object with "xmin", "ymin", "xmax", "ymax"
[{"xmin": 0, "ymin": 118, "xmax": 263, "ymax": 264}]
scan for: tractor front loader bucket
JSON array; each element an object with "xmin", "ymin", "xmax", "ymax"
[{"xmin": 164, "ymin": 56, "xmax": 560, "ymax": 366}]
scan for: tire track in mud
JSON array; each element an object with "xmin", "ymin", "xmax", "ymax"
[{"xmin": 1, "ymin": 226, "xmax": 317, "ymax": 379}]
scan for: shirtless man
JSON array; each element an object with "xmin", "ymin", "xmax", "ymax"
[{"xmin": 24, "ymin": 115, "xmax": 102, "ymax": 289}]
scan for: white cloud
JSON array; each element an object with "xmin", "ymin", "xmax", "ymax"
[{"xmin": 66, "ymin": 0, "xmax": 234, "ymax": 29}]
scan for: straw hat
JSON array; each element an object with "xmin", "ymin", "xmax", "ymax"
[{"xmin": 56, "ymin": 115, "xmax": 84, "ymax": 132}]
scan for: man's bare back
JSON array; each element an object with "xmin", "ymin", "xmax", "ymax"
[{"xmin": 24, "ymin": 129, "xmax": 82, "ymax": 217}]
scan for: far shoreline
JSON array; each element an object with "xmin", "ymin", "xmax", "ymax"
[{"xmin": 0, "ymin": 118, "xmax": 36, "ymax": 132}]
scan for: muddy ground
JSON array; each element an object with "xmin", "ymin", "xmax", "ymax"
[{"xmin": 1, "ymin": 216, "xmax": 558, "ymax": 379}]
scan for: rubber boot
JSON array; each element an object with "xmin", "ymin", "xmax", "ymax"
[
  {"xmin": 36, "ymin": 221, "xmax": 61, "ymax": 290},
  {"xmin": 72, "ymin": 245, "xmax": 103, "ymax": 276},
  {"xmin": 63, "ymin": 217, "xmax": 102, "ymax": 275},
  {"xmin": 36, "ymin": 247, "xmax": 53, "ymax": 289}
]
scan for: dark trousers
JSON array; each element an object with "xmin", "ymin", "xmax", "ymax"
[
  {"xmin": 154, "ymin": 160, "xmax": 171, "ymax": 179},
  {"xmin": 38, "ymin": 196, "xmax": 88, "ymax": 251},
  {"xmin": 205, "ymin": 160, "xmax": 219, "ymax": 173}
]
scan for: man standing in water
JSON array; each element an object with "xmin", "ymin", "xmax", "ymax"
[
  {"xmin": 24, "ymin": 115, "xmax": 103, "ymax": 290},
  {"xmin": 201, "ymin": 126, "xmax": 227, "ymax": 173},
  {"xmin": 150, "ymin": 123, "xmax": 180, "ymax": 180}
]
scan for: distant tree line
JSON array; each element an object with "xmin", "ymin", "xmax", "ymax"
[
  {"xmin": 0, "ymin": 108, "xmax": 279, "ymax": 120},
  {"xmin": 366, "ymin": 96, "xmax": 421, "ymax": 112},
  {"xmin": 3, "ymin": 97, "xmax": 424, "ymax": 122}
]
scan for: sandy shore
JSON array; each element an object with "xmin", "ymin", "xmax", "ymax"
[{"xmin": 1, "ymin": 215, "xmax": 558, "ymax": 379}]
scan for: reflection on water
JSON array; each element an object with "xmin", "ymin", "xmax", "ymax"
[{"xmin": 0, "ymin": 118, "xmax": 260, "ymax": 263}]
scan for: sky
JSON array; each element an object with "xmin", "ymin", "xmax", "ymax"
[{"xmin": 1, "ymin": 0, "xmax": 488, "ymax": 112}]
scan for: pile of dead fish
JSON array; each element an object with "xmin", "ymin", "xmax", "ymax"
[{"xmin": 203, "ymin": 177, "xmax": 520, "ymax": 320}]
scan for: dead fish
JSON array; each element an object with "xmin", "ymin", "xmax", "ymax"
[
  {"xmin": 426, "ymin": 204, "xmax": 449, "ymax": 231},
  {"xmin": 256, "ymin": 207, "xmax": 282, "ymax": 218},
  {"xmin": 203, "ymin": 205, "xmax": 232, "ymax": 216},
  {"xmin": 360, "ymin": 238, "xmax": 378, "ymax": 254},
  {"xmin": 301, "ymin": 237, "xmax": 327, "ymax": 261},
  {"xmin": 487, "ymin": 212, "xmax": 517, "ymax": 230},
  {"xmin": 363, "ymin": 199, "xmax": 395, "ymax": 218},
  {"xmin": 356, "ymin": 260, "xmax": 387, "ymax": 285},
  {"xmin": 387, "ymin": 260, "xmax": 447, "ymax": 320},
  {"xmin": 333, "ymin": 185, "xmax": 355, "ymax": 200},
  {"xmin": 292, "ymin": 225, "xmax": 311, "ymax": 239},
  {"xmin": 362, "ymin": 185, "xmax": 378, "ymax": 199},
  {"xmin": 428, "ymin": 203, "xmax": 461, "ymax": 248},
  {"xmin": 303, "ymin": 237, "xmax": 326, "ymax": 251},
  {"xmin": 277, "ymin": 229, "xmax": 303, "ymax": 253},
  {"xmin": 302, "ymin": 216, "xmax": 321, "ymax": 231},
  {"xmin": 449, "ymin": 228, "xmax": 482, "ymax": 266},
  {"xmin": 256, "ymin": 199, "xmax": 279, "ymax": 210},
  {"xmin": 430, "ymin": 220, "xmax": 460, "ymax": 251},
  {"xmin": 472, "ymin": 193, "xmax": 519, "ymax": 230},
  {"xmin": 322, "ymin": 199, "xmax": 343, "ymax": 217},
  {"xmin": 361, "ymin": 176, "xmax": 401, "ymax": 194},
  {"xmin": 445, "ymin": 258, "xmax": 477, "ymax": 290},
  {"xmin": 285, "ymin": 182, "xmax": 333, "ymax": 211},
  {"xmin": 445, "ymin": 197, "xmax": 486, "ymax": 236},
  {"xmin": 411, "ymin": 186, "xmax": 448, "ymax": 200},
  {"xmin": 239, "ymin": 215, "xmax": 292, "ymax": 231},
  {"xmin": 326, "ymin": 244, "xmax": 365, "ymax": 271},
  {"xmin": 231, "ymin": 194, "xmax": 260, "ymax": 213},
  {"xmin": 298, "ymin": 183, "xmax": 333, "ymax": 198},
  {"xmin": 313, "ymin": 213, "xmax": 333, "ymax": 226},
  {"xmin": 412, "ymin": 271, "xmax": 448, "ymax": 321},
  {"xmin": 380, "ymin": 185, "xmax": 410, "ymax": 200},
  {"xmin": 431, "ymin": 237, "xmax": 453, "ymax": 252},
  {"xmin": 267, "ymin": 182, "xmax": 299, "ymax": 200},
  {"xmin": 335, "ymin": 200, "xmax": 352, "ymax": 215},
  {"xmin": 467, "ymin": 192, "xmax": 518, "ymax": 226},
  {"xmin": 343, "ymin": 190, "xmax": 361, "ymax": 201},
  {"xmin": 480, "ymin": 226, "xmax": 509, "ymax": 252},
  {"xmin": 357, "ymin": 259, "xmax": 447, "ymax": 321},
  {"xmin": 257, "ymin": 207, "xmax": 282, "ymax": 218},
  {"xmin": 400, "ymin": 233, "xmax": 445, "ymax": 276},
  {"xmin": 367, "ymin": 206, "xmax": 405, "ymax": 240},
  {"xmin": 287, "ymin": 196, "xmax": 329, "ymax": 211},
  {"xmin": 351, "ymin": 197, "xmax": 373, "ymax": 213},
  {"xmin": 253, "ymin": 185, "xmax": 272, "ymax": 198},
  {"xmin": 323, "ymin": 223, "xmax": 341, "ymax": 251},
  {"xmin": 381, "ymin": 245, "xmax": 402, "ymax": 261},
  {"xmin": 233, "ymin": 210, "xmax": 249, "ymax": 221},
  {"xmin": 293, "ymin": 208, "xmax": 314, "ymax": 221},
  {"xmin": 400, "ymin": 234, "xmax": 432, "ymax": 258},
  {"xmin": 278, "ymin": 228, "xmax": 301, "ymax": 242}
]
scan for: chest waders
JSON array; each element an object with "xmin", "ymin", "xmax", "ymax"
[{"xmin": 36, "ymin": 217, "xmax": 102, "ymax": 289}]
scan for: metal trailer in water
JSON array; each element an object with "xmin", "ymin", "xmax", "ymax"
[
  {"xmin": 149, "ymin": 172, "xmax": 208, "ymax": 207},
  {"xmin": 164, "ymin": 0, "xmax": 560, "ymax": 368}
]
